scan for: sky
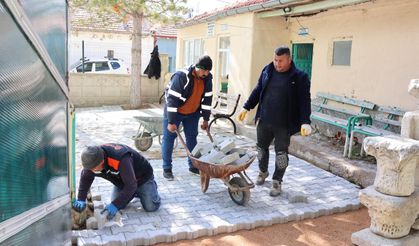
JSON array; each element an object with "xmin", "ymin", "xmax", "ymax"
[{"xmin": 187, "ymin": 0, "xmax": 240, "ymax": 16}]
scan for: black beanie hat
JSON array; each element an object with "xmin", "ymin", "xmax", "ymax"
[
  {"xmin": 196, "ymin": 55, "xmax": 212, "ymax": 71},
  {"xmin": 81, "ymin": 146, "xmax": 104, "ymax": 170}
]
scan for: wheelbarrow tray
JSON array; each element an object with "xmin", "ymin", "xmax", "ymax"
[
  {"xmin": 134, "ymin": 116, "xmax": 164, "ymax": 135},
  {"xmin": 190, "ymin": 153, "xmax": 256, "ymax": 193}
]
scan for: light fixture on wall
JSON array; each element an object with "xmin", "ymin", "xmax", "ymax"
[{"xmin": 283, "ymin": 7, "xmax": 292, "ymax": 14}]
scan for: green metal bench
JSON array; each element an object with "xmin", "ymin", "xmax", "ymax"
[
  {"xmin": 310, "ymin": 92, "xmax": 376, "ymax": 156},
  {"xmin": 347, "ymin": 105, "xmax": 405, "ymax": 158}
]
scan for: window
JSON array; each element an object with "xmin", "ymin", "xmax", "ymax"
[
  {"xmin": 207, "ymin": 22, "xmax": 215, "ymax": 37},
  {"xmin": 332, "ymin": 40, "xmax": 352, "ymax": 66},
  {"xmin": 95, "ymin": 62, "xmax": 110, "ymax": 71},
  {"xmin": 218, "ymin": 36, "xmax": 230, "ymax": 92},
  {"xmin": 184, "ymin": 39, "xmax": 204, "ymax": 67},
  {"xmin": 218, "ymin": 37, "xmax": 230, "ymax": 79},
  {"xmin": 110, "ymin": 61, "xmax": 120, "ymax": 69},
  {"xmin": 76, "ymin": 62, "xmax": 93, "ymax": 72},
  {"xmin": 168, "ymin": 57, "xmax": 174, "ymax": 73}
]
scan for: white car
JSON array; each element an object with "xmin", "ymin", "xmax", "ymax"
[{"xmin": 70, "ymin": 57, "xmax": 129, "ymax": 74}]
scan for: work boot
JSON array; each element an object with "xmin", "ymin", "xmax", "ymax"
[
  {"xmin": 189, "ymin": 167, "xmax": 200, "ymax": 175},
  {"xmin": 256, "ymin": 171, "xmax": 269, "ymax": 185},
  {"xmin": 163, "ymin": 169, "xmax": 174, "ymax": 181},
  {"xmin": 269, "ymin": 180, "xmax": 282, "ymax": 197}
]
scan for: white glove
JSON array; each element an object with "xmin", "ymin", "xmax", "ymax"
[
  {"xmin": 237, "ymin": 108, "xmax": 248, "ymax": 122},
  {"xmin": 300, "ymin": 124, "xmax": 312, "ymax": 136}
]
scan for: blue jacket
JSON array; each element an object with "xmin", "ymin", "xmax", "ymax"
[
  {"xmin": 243, "ymin": 61, "xmax": 311, "ymax": 135},
  {"xmin": 165, "ymin": 65, "xmax": 213, "ymax": 123}
]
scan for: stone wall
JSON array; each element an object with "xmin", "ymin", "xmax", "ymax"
[{"xmin": 69, "ymin": 54, "xmax": 169, "ymax": 107}]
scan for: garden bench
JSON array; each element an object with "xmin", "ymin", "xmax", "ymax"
[
  {"xmin": 208, "ymin": 92, "xmax": 241, "ymax": 134},
  {"xmin": 347, "ymin": 105, "xmax": 405, "ymax": 158},
  {"xmin": 310, "ymin": 92, "xmax": 376, "ymax": 156}
]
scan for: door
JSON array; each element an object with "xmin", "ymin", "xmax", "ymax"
[{"xmin": 292, "ymin": 43, "xmax": 313, "ymax": 79}]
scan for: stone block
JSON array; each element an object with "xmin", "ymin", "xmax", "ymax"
[
  {"xmin": 191, "ymin": 143, "xmax": 207, "ymax": 158},
  {"xmin": 352, "ymin": 228, "xmax": 419, "ymax": 246},
  {"xmin": 93, "ymin": 201, "xmax": 104, "ymax": 209},
  {"xmin": 94, "ymin": 209, "xmax": 123, "ymax": 229},
  {"xmin": 231, "ymin": 153, "xmax": 252, "ymax": 165},
  {"xmin": 216, "ymin": 138, "xmax": 235, "ymax": 154},
  {"xmin": 228, "ymin": 147, "xmax": 247, "ymax": 156},
  {"xmin": 219, "ymin": 152, "xmax": 240, "ymax": 164},
  {"xmin": 363, "ymin": 136, "xmax": 419, "ymax": 196},
  {"xmin": 86, "ymin": 217, "xmax": 98, "ymax": 230},
  {"xmin": 401, "ymin": 110, "xmax": 419, "ymax": 141},
  {"xmin": 92, "ymin": 194, "xmax": 102, "ymax": 201},
  {"xmin": 199, "ymin": 149, "xmax": 225, "ymax": 164},
  {"xmin": 359, "ymin": 186, "xmax": 419, "ymax": 238}
]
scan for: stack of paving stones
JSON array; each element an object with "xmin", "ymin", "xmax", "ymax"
[
  {"xmin": 72, "ymin": 107, "xmax": 363, "ymax": 245},
  {"xmin": 192, "ymin": 137, "xmax": 253, "ymax": 165}
]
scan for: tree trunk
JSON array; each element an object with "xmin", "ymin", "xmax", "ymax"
[{"xmin": 130, "ymin": 12, "xmax": 143, "ymax": 108}]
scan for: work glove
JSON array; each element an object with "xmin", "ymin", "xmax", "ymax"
[
  {"xmin": 300, "ymin": 124, "xmax": 312, "ymax": 136},
  {"xmin": 72, "ymin": 200, "xmax": 86, "ymax": 212},
  {"xmin": 237, "ymin": 108, "xmax": 248, "ymax": 122},
  {"xmin": 101, "ymin": 203, "xmax": 118, "ymax": 220}
]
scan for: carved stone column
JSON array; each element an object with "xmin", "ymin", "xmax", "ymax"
[
  {"xmin": 363, "ymin": 135, "xmax": 419, "ymax": 197},
  {"xmin": 359, "ymin": 186, "xmax": 419, "ymax": 238}
]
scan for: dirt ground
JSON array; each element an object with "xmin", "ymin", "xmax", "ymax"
[{"xmin": 157, "ymin": 207, "xmax": 370, "ymax": 246}]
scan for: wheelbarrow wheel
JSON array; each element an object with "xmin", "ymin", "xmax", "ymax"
[
  {"xmin": 228, "ymin": 177, "xmax": 250, "ymax": 206},
  {"xmin": 134, "ymin": 132, "xmax": 153, "ymax": 151}
]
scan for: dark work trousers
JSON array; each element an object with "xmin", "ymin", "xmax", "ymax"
[{"xmin": 256, "ymin": 120, "xmax": 290, "ymax": 183}]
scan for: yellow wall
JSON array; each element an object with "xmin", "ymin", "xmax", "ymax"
[
  {"xmin": 177, "ymin": 13, "xmax": 290, "ymax": 123},
  {"xmin": 288, "ymin": 0, "xmax": 419, "ymax": 111},
  {"xmin": 177, "ymin": 0, "xmax": 419, "ymax": 118}
]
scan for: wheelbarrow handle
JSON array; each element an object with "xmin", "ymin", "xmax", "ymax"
[
  {"xmin": 175, "ymin": 130, "xmax": 192, "ymax": 156},
  {"xmin": 206, "ymin": 129, "xmax": 214, "ymax": 143}
]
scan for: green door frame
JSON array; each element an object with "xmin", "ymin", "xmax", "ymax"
[{"xmin": 292, "ymin": 43, "xmax": 313, "ymax": 79}]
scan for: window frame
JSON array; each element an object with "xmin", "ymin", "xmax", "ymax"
[
  {"xmin": 183, "ymin": 38, "xmax": 204, "ymax": 68},
  {"xmin": 331, "ymin": 39, "xmax": 352, "ymax": 66}
]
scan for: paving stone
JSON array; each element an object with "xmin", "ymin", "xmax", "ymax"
[
  {"xmin": 101, "ymin": 233, "xmax": 126, "ymax": 246},
  {"xmin": 124, "ymin": 232, "xmax": 145, "ymax": 246},
  {"xmin": 147, "ymin": 228, "xmax": 170, "ymax": 244},
  {"xmin": 86, "ymin": 217, "xmax": 98, "ymax": 230},
  {"xmin": 219, "ymin": 152, "xmax": 240, "ymax": 164},
  {"xmin": 217, "ymin": 138, "xmax": 235, "ymax": 154},
  {"xmin": 78, "ymin": 235, "xmax": 103, "ymax": 246}
]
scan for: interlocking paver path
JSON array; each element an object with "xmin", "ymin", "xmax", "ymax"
[{"xmin": 72, "ymin": 106, "xmax": 361, "ymax": 246}]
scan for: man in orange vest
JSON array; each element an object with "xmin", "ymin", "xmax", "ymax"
[
  {"xmin": 72, "ymin": 144, "xmax": 160, "ymax": 219},
  {"xmin": 162, "ymin": 55, "xmax": 213, "ymax": 180}
]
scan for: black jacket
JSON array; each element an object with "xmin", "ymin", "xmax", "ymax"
[
  {"xmin": 144, "ymin": 45, "xmax": 161, "ymax": 79},
  {"xmin": 77, "ymin": 143, "xmax": 153, "ymax": 209},
  {"xmin": 243, "ymin": 61, "xmax": 311, "ymax": 135}
]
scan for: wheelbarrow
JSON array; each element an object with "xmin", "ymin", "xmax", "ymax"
[
  {"xmin": 132, "ymin": 115, "xmax": 182, "ymax": 151},
  {"xmin": 176, "ymin": 130, "xmax": 256, "ymax": 205}
]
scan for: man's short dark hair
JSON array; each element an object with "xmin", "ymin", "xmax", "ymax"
[{"xmin": 274, "ymin": 46, "xmax": 291, "ymax": 56}]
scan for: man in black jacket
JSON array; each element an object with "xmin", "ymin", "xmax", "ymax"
[
  {"xmin": 72, "ymin": 144, "xmax": 160, "ymax": 219},
  {"xmin": 238, "ymin": 46, "xmax": 312, "ymax": 197}
]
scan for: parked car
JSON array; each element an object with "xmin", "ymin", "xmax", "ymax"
[{"xmin": 70, "ymin": 57, "xmax": 129, "ymax": 74}]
